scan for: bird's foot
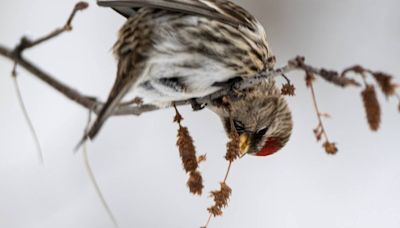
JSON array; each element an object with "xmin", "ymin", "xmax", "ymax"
[
  {"xmin": 190, "ymin": 99, "xmax": 206, "ymax": 111},
  {"xmin": 228, "ymin": 86, "xmax": 246, "ymax": 101}
]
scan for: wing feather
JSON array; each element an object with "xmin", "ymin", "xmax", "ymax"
[
  {"xmin": 112, "ymin": 6, "xmax": 137, "ymax": 17},
  {"xmin": 97, "ymin": 0, "xmax": 257, "ymax": 29},
  {"xmin": 76, "ymin": 11, "xmax": 153, "ymax": 146}
]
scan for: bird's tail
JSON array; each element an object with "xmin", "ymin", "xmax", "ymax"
[
  {"xmin": 75, "ymin": 90, "xmax": 126, "ymax": 151},
  {"xmin": 75, "ymin": 54, "xmax": 141, "ymax": 151}
]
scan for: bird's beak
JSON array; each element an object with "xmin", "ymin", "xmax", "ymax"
[{"xmin": 239, "ymin": 133, "xmax": 251, "ymax": 157}]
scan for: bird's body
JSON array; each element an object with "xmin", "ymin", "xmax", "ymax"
[
  {"xmin": 114, "ymin": 6, "xmax": 274, "ymax": 107},
  {"xmin": 84, "ymin": 0, "xmax": 292, "ymax": 156}
]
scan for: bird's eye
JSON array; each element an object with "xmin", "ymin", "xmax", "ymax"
[{"xmin": 256, "ymin": 127, "xmax": 268, "ymax": 136}]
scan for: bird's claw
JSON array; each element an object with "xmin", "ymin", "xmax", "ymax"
[
  {"xmin": 228, "ymin": 86, "xmax": 246, "ymax": 101},
  {"xmin": 190, "ymin": 99, "xmax": 206, "ymax": 111}
]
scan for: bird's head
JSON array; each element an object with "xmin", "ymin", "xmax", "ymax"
[{"xmin": 210, "ymin": 79, "xmax": 292, "ymax": 157}]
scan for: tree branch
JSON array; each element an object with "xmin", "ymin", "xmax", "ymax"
[
  {"xmin": 0, "ymin": 1, "xmax": 380, "ymax": 118},
  {"xmin": 1, "ymin": 40, "xmax": 364, "ymax": 116},
  {"xmin": 12, "ymin": 2, "xmax": 89, "ymax": 58},
  {"xmin": 1, "ymin": 44, "xmax": 99, "ymax": 109}
]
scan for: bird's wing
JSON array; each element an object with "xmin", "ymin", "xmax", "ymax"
[
  {"xmin": 76, "ymin": 13, "xmax": 153, "ymax": 147},
  {"xmin": 97, "ymin": 0, "xmax": 257, "ymax": 29},
  {"xmin": 76, "ymin": 57, "xmax": 145, "ymax": 149},
  {"xmin": 86, "ymin": 58, "xmax": 140, "ymax": 140},
  {"xmin": 112, "ymin": 6, "xmax": 137, "ymax": 18}
]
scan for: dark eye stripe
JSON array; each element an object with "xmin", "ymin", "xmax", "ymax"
[{"xmin": 233, "ymin": 120, "xmax": 245, "ymax": 133}]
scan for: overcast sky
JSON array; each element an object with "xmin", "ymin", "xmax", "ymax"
[{"xmin": 0, "ymin": 0, "xmax": 400, "ymax": 228}]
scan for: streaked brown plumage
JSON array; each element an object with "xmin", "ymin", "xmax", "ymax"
[
  {"xmin": 209, "ymin": 78, "xmax": 292, "ymax": 156},
  {"xmin": 80, "ymin": 0, "xmax": 292, "ymax": 156}
]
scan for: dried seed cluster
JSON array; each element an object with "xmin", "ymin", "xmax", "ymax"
[
  {"xmin": 174, "ymin": 106, "xmax": 203, "ymax": 195},
  {"xmin": 281, "ymin": 82, "xmax": 296, "ymax": 96},
  {"xmin": 177, "ymin": 126, "xmax": 199, "ymax": 173},
  {"xmin": 361, "ymin": 85, "xmax": 381, "ymax": 131},
  {"xmin": 373, "ymin": 72, "xmax": 396, "ymax": 97},
  {"xmin": 225, "ymin": 127, "xmax": 240, "ymax": 162},
  {"xmin": 197, "ymin": 154, "xmax": 207, "ymax": 164},
  {"xmin": 280, "ymin": 73, "xmax": 296, "ymax": 96},
  {"xmin": 323, "ymin": 141, "xmax": 338, "ymax": 155},
  {"xmin": 187, "ymin": 170, "xmax": 204, "ymax": 195},
  {"xmin": 341, "ymin": 65, "xmax": 399, "ymax": 128},
  {"xmin": 207, "ymin": 182, "xmax": 232, "ymax": 217}
]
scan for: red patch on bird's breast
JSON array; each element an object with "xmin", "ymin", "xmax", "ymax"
[{"xmin": 256, "ymin": 137, "xmax": 281, "ymax": 156}]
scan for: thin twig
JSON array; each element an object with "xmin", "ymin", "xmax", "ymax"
[
  {"xmin": 0, "ymin": 39, "xmax": 378, "ymax": 118},
  {"xmin": 1, "ymin": 44, "xmax": 100, "ymax": 110},
  {"xmin": 0, "ymin": 1, "xmax": 97, "ymax": 113},
  {"xmin": 12, "ymin": 2, "xmax": 88, "ymax": 58},
  {"xmin": 82, "ymin": 111, "xmax": 119, "ymax": 227},
  {"xmin": 204, "ymin": 214, "xmax": 213, "ymax": 228},
  {"xmin": 223, "ymin": 162, "xmax": 233, "ymax": 183},
  {"xmin": 280, "ymin": 73, "xmax": 291, "ymax": 85},
  {"xmin": 309, "ymin": 83, "xmax": 330, "ymax": 142},
  {"xmin": 307, "ymin": 76, "xmax": 338, "ymax": 154},
  {"xmin": 290, "ymin": 57, "xmax": 361, "ymax": 87},
  {"xmin": 12, "ymin": 69, "xmax": 44, "ymax": 163}
]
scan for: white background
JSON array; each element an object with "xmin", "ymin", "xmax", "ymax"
[{"xmin": 1, "ymin": 0, "xmax": 399, "ymax": 227}]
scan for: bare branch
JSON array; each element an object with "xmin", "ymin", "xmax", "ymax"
[
  {"xmin": 289, "ymin": 56, "xmax": 361, "ymax": 87},
  {"xmin": 0, "ymin": 2, "xmax": 98, "ymax": 113},
  {"xmin": 3, "ymin": 2, "xmax": 88, "ymax": 164},
  {"xmin": 0, "ymin": 2, "xmax": 387, "ymax": 119},
  {"xmin": 2, "ymin": 28, "xmax": 385, "ymax": 120},
  {"xmin": 1, "ymin": 44, "xmax": 100, "ymax": 110},
  {"xmin": 306, "ymin": 72, "xmax": 338, "ymax": 155},
  {"xmin": 12, "ymin": 2, "xmax": 88, "ymax": 58}
]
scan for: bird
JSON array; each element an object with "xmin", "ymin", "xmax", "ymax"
[{"xmin": 81, "ymin": 0, "xmax": 293, "ymax": 156}]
